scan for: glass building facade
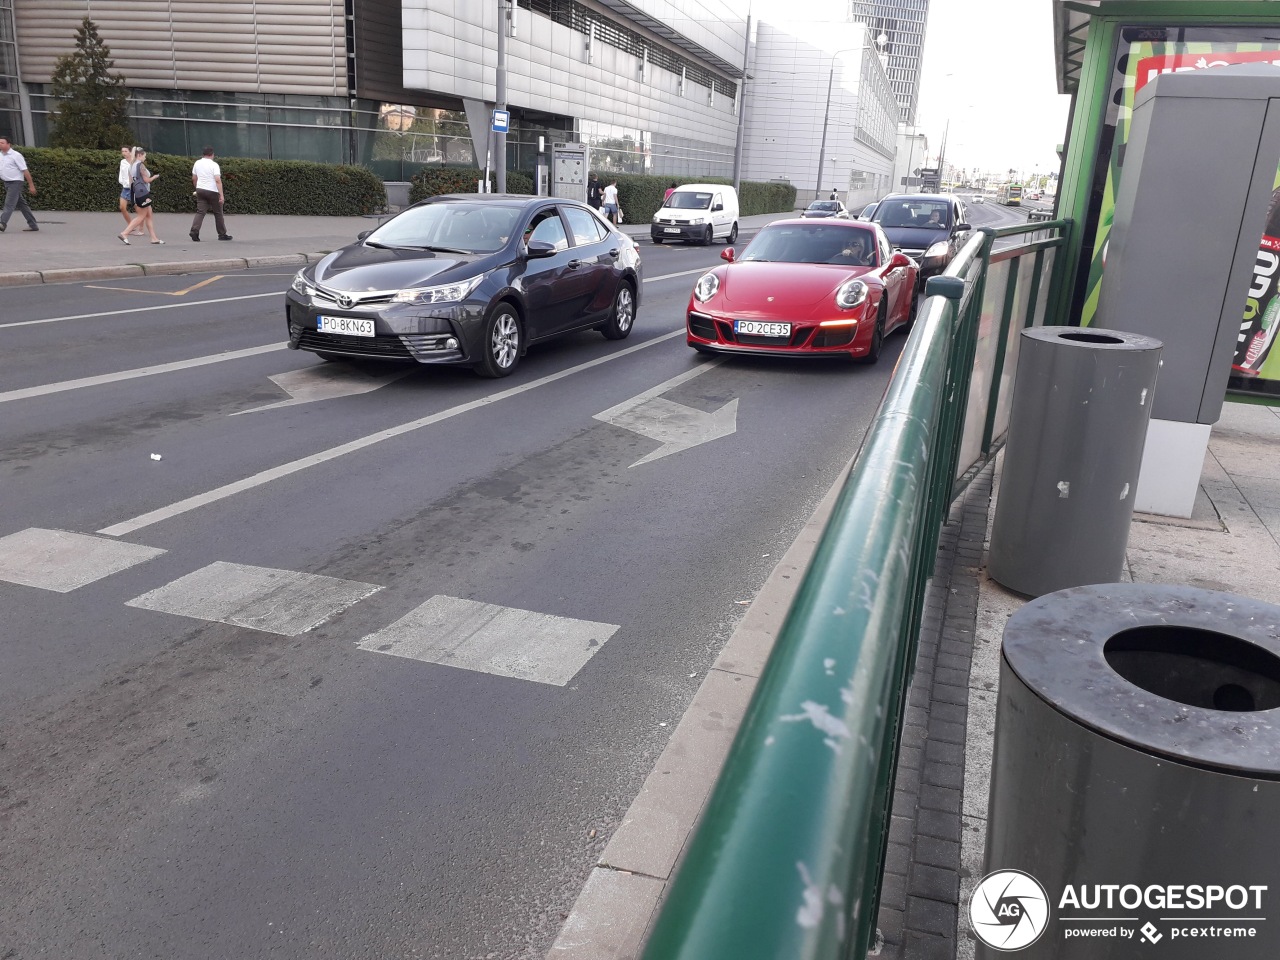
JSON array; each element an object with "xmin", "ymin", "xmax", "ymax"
[{"xmin": 849, "ymin": 0, "xmax": 929, "ymax": 124}]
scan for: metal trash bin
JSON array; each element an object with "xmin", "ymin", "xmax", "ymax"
[
  {"xmin": 976, "ymin": 584, "xmax": 1280, "ymax": 959},
  {"xmin": 988, "ymin": 327, "xmax": 1162, "ymax": 598}
]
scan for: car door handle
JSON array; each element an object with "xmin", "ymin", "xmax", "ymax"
[
  {"xmin": 608, "ymin": 248, "xmax": 620, "ymax": 258},
  {"xmin": 568, "ymin": 259, "xmax": 583, "ymax": 268}
]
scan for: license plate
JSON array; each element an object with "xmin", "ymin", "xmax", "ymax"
[
  {"xmin": 735, "ymin": 320, "xmax": 791, "ymax": 337},
  {"xmin": 664, "ymin": 227, "xmax": 682, "ymax": 234},
  {"xmin": 317, "ymin": 315, "xmax": 374, "ymax": 337}
]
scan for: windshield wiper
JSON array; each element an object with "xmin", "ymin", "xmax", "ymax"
[
  {"xmin": 422, "ymin": 245, "xmax": 473, "ymax": 254},
  {"xmin": 363, "ymin": 239, "xmax": 396, "ymax": 249}
]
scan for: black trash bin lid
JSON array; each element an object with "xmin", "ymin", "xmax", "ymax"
[{"xmin": 1003, "ymin": 583, "xmax": 1280, "ymax": 777}]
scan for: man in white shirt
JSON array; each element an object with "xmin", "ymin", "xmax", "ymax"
[
  {"xmin": 189, "ymin": 146, "xmax": 231, "ymax": 241},
  {"xmin": 601, "ymin": 179, "xmax": 620, "ymax": 225},
  {"xmin": 0, "ymin": 137, "xmax": 38, "ymax": 232}
]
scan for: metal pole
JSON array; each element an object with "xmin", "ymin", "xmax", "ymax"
[
  {"xmin": 815, "ymin": 61, "xmax": 835, "ymax": 204},
  {"xmin": 731, "ymin": 9, "xmax": 751, "ymax": 195},
  {"xmin": 496, "ymin": 0, "xmax": 509, "ymax": 194}
]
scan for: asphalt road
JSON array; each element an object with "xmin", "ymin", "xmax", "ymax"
[{"xmin": 0, "ymin": 234, "xmax": 905, "ymax": 959}]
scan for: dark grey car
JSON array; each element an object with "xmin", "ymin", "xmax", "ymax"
[
  {"xmin": 285, "ymin": 195, "xmax": 643, "ymax": 378},
  {"xmin": 870, "ymin": 193, "xmax": 971, "ymax": 287}
]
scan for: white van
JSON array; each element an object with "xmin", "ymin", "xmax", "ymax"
[{"xmin": 650, "ymin": 184, "xmax": 740, "ymax": 245}]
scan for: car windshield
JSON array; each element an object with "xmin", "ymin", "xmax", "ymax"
[
  {"xmin": 740, "ymin": 223, "xmax": 878, "ymax": 266},
  {"xmin": 667, "ymin": 192, "xmax": 713, "ymax": 210},
  {"xmin": 874, "ymin": 200, "xmax": 950, "ymax": 230},
  {"xmin": 366, "ymin": 202, "xmax": 522, "ymax": 253},
  {"xmin": 808, "ymin": 202, "xmax": 838, "ymax": 211}
]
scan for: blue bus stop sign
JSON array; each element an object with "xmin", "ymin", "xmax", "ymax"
[{"xmin": 492, "ymin": 109, "xmax": 510, "ymax": 133}]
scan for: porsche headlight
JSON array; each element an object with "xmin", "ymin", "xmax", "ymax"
[
  {"xmin": 693, "ymin": 272, "xmax": 720, "ymax": 302},
  {"xmin": 391, "ymin": 274, "xmax": 484, "ymax": 305},
  {"xmin": 291, "ymin": 270, "xmax": 314, "ymax": 297},
  {"xmin": 835, "ymin": 279, "xmax": 868, "ymax": 310},
  {"xmin": 924, "ymin": 241, "xmax": 950, "ymax": 260}
]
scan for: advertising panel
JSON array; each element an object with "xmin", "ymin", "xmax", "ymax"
[{"xmin": 1076, "ymin": 26, "xmax": 1280, "ymax": 399}]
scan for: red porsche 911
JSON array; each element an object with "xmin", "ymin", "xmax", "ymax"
[{"xmin": 686, "ymin": 219, "xmax": 918, "ymax": 363}]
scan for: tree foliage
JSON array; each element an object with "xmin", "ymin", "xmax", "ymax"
[{"xmin": 49, "ymin": 18, "xmax": 133, "ymax": 149}]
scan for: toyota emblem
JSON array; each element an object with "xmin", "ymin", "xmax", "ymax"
[{"xmin": 337, "ymin": 294, "xmax": 354, "ymax": 308}]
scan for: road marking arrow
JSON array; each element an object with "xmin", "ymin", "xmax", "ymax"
[
  {"xmin": 233, "ymin": 362, "xmax": 414, "ymax": 415},
  {"xmin": 593, "ymin": 358, "xmax": 737, "ymax": 466}
]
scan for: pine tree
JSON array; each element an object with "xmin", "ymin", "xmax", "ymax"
[{"xmin": 48, "ymin": 18, "xmax": 133, "ymax": 149}]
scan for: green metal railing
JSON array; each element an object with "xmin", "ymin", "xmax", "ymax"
[{"xmin": 640, "ymin": 218, "xmax": 1070, "ymax": 960}]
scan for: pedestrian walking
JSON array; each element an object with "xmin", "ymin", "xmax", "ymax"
[
  {"xmin": 189, "ymin": 145, "xmax": 231, "ymax": 241},
  {"xmin": 587, "ymin": 173, "xmax": 602, "ymax": 210},
  {"xmin": 118, "ymin": 147, "xmax": 163, "ymax": 244},
  {"xmin": 117, "ymin": 145, "xmax": 144, "ymax": 235},
  {"xmin": 601, "ymin": 178, "xmax": 621, "ymax": 226},
  {"xmin": 0, "ymin": 136, "xmax": 39, "ymax": 233},
  {"xmin": 663, "ymin": 181, "xmax": 677, "ymax": 203}
]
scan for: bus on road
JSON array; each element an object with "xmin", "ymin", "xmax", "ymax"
[{"xmin": 996, "ymin": 182, "xmax": 1023, "ymax": 206}]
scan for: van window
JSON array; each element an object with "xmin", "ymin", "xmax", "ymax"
[
  {"xmin": 668, "ymin": 191, "xmax": 713, "ymax": 210},
  {"xmin": 713, "ymin": 194, "xmax": 723, "ymax": 210}
]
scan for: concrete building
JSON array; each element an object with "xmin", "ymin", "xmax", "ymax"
[
  {"xmin": 739, "ymin": 18, "xmax": 898, "ymax": 210},
  {"xmin": 849, "ymin": 0, "xmax": 930, "ymax": 124},
  {"xmin": 891, "ymin": 123, "xmax": 928, "ymax": 193}
]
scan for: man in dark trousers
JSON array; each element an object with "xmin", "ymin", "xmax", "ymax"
[
  {"xmin": 189, "ymin": 146, "xmax": 232, "ymax": 241},
  {"xmin": 587, "ymin": 173, "xmax": 602, "ymax": 210}
]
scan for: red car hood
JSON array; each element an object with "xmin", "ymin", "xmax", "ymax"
[{"xmin": 717, "ymin": 261, "xmax": 873, "ymax": 308}]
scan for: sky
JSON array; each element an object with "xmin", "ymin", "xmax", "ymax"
[{"xmin": 914, "ymin": 0, "xmax": 1072, "ymax": 179}]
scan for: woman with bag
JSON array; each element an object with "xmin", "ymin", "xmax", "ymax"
[
  {"xmin": 117, "ymin": 145, "xmax": 143, "ymax": 235},
  {"xmin": 118, "ymin": 147, "xmax": 163, "ymax": 244}
]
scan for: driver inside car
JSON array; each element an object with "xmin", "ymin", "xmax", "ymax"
[{"xmin": 833, "ymin": 233, "xmax": 874, "ymax": 266}]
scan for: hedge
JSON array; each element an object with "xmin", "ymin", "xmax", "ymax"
[
  {"xmin": 409, "ymin": 166, "xmax": 796, "ymax": 223},
  {"xmin": 17, "ymin": 147, "xmax": 386, "ymax": 216}
]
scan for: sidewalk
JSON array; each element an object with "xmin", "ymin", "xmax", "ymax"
[
  {"xmin": 883, "ymin": 399, "xmax": 1280, "ymax": 960},
  {"xmin": 0, "ymin": 209, "xmax": 792, "ymax": 288}
]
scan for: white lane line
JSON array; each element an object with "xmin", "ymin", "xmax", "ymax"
[
  {"xmin": 0, "ymin": 291, "xmax": 281, "ymax": 330},
  {"xmin": 594, "ymin": 357, "xmax": 724, "ymax": 421},
  {"xmin": 357, "ymin": 595, "xmax": 619, "ymax": 686},
  {"xmin": 0, "ymin": 344, "xmax": 288, "ymax": 404},
  {"xmin": 646, "ymin": 266, "xmax": 712, "ymax": 282},
  {"xmin": 97, "ymin": 328, "xmax": 686, "ymax": 537},
  {"xmin": 0, "ymin": 527, "xmax": 166, "ymax": 593},
  {"xmin": 126, "ymin": 561, "xmax": 381, "ymax": 636}
]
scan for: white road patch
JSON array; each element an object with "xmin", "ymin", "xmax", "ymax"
[
  {"xmin": 0, "ymin": 527, "xmax": 165, "ymax": 592},
  {"xmin": 125, "ymin": 561, "xmax": 381, "ymax": 635},
  {"xmin": 356, "ymin": 595, "xmax": 619, "ymax": 686},
  {"xmin": 232, "ymin": 363, "xmax": 415, "ymax": 415}
]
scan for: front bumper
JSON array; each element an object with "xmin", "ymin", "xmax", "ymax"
[
  {"xmin": 686, "ymin": 310, "xmax": 864, "ymax": 356},
  {"xmin": 285, "ymin": 290, "xmax": 478, "ymax": 364},
  {"xmin": 652, "ymin": 221, "xmax": 709, "ymax": 241}
]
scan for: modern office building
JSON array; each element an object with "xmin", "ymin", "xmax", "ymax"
[
  {"xmin": 5, "ymin": 0, "xmax": 897, "ymax": 198},
  {"xmin": 848, "ymin": 0, "xmax": 929, "ymax": 124},
  {"xmin": 739, "ymin": 18, "xmax": 898, "ymax": 210}
]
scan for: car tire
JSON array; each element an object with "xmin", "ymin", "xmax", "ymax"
[
  {"xmin": 727, "ymin": 222, "xmax": 738, "ymax": 244},
  {"xmin": 652, "ymin": 237, "xmax": 663, "ymax": 244},
  {"xmin": 600, "ymin": 282, "xmax": 636, "ymax": 340},
  {"xmin": 859, "ymin": 301, "xmax": 886, "ymax": 365},
  {"xmin": 476, "ymin": 303, "xmax": 522, "ymax": 378},
  {"xmin": 703, "ymin": 225, "xmax": 714, "ymax": 246}
]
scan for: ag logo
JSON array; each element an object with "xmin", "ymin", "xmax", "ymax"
[{"xmin": 970, "ymin": 869, "xmax": 1049, "ymax": 951}]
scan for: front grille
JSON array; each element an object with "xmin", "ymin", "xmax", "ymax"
[
  {"xmin": 688, "ymin": 313, "xmax": 716, "ymax": 340},
  {"xmin": 736, "ymin": 331, "xmax": 808, "ymax": 347},
  {"xmin": 312, "ymin": 285, "xmax": 397, "ymax": 308},
  {"xmin": 812, "ymin": 326, "xmax": 857, "ymax": 348},
  {"xmin": 401, "ymin": 333, "xmax": 466, "ymax": 361},
  {"xmin": 296, "ymin": 329, "xmax": 414, "ymax": 359}
]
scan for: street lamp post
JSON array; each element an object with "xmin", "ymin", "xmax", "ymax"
[
  {"xmin": 815, "ymin": 37, "xmax": 885, "ymax": 203},
  {"xmin": 495, "ymin": 0, "xmax": 511, "ymax": 194}
]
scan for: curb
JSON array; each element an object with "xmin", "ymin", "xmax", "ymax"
[{"xmin": 0, "ymin": 252, "xmax": 333, "ymax": 288}]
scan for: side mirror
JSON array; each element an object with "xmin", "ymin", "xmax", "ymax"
[
  {"xmin": 526, "ymin": 239, "xmax": 558, "ymax": 259},
  {"xmin": 712, "ymin": 202, "xmax": 724, "ymax": 211},
  {"xmin": 955, "ymin": 222, "xmax": 972, "ymax": 233},
  {"xmin": 721, "ymin": 247, "xmax": 736, "ymax": 263},
  {"xmin": 890, "ymin": 252, "xmax": 912, "ymax": 269},
  {"xmin": 357, "ymin": 230, "xmax": 371, "ymax": 241}
]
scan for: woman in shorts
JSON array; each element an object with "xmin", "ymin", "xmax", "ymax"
[
  {"xmin": 117, "ymin": 145, "xmax": 143, "ymax": 234},
  {"xmin": 118, "ymin": 147, "xmax": 163, "ymax": 244}
]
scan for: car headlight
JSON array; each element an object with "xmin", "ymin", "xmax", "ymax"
[
  {"xmin": 688, "ymin": 217, "xmax": 706, "ymax": 225},
  {"xmin": 925, "ymin": 241, "xmax": 950, "ymax": 260},
  {"xmin": 693, "ymin": 272, "xmax": 720, "ymax": 302},
  {"xmin": 391, "ymin": 274, "xmax": 484, "ymax": 305},
  {"xmin": 835, "ymin": 279, "xmax": 868, "ymax": 310},
  {"xmin": 291, "ymin": 270, "xmax": 314, "ymax": 297},
  {"xmin": 652, "ymin": 214, "xmax": 660, "ymax": 223}
]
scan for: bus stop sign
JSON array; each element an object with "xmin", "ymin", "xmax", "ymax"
[{"xmin": 491, "ymin": 109, "xmax": 510, "ymax": 133}]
